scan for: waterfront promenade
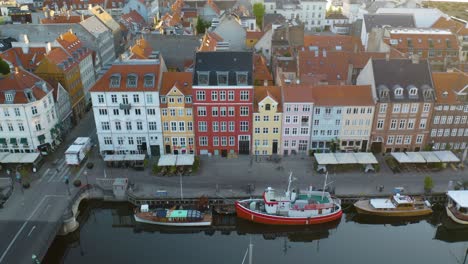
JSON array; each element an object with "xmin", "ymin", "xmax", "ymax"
[{"xmin": 0, "ymin": 110, "xmax": 467, "ymax": 263}]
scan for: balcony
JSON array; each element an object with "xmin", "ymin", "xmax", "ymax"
[{"xmin": 119, "ymin": 103, "xmax": 131, "ymax": 110}]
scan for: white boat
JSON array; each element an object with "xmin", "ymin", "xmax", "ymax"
[{"xmin": 446, "ymin": 190, "xmax": 468, "ymax": 225}]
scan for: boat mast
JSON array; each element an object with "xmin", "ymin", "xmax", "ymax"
[
  {"xmin": 321, "ymin": 172, "xmax": 328, "ymax": 200},
  {"xmin": 286, "ymin": 171, "xmax": 293, "ymax": 197}
]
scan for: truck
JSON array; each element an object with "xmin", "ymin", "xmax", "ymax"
[{"xmin": 65, "ymin": 137, "xmax": 92, "ymax": 165}]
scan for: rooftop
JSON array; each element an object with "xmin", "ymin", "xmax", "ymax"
[
  {"xmin": 364, "ymin": 14, "xmax": 416, "ymax": 32},
  {"xmin": 160, "ymin": 72, "xmax": 193, "ymax": 96},
  {"xmin": 432, "ymin": 72, "xmax": 468, "ymax": 104},
  {"xmin": 311, "ymin": 85, "xmax": 374, "ymax": 106},
  {"xmin": 282, "ymin": 84, "xmax": 314, "ymax": 103},
  {"xmin": 253, "ymin": 86, "xmax": 282, "ymax": 112},
  {"xmin": 0, "ymin": 68, "xmax": 52, "ymax": 104}
]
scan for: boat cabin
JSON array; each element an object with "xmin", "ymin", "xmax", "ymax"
[
  {"xmin": 447, "ymin": 190, "xmax": 468, "ymax": 215},
  {"xmin": 370, "ymin": 194, "xmax": 415, "ymax": 210}
]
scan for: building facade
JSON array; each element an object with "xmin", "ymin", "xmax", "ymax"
[
  {"xmin": 264, "ymin": 0, "xmax": 327, "ymax": 30},
  {"xmin": 192, "ymin": 51, "xmax": 253, "ymax": 156},
  {"xmin": 430, "ymin": 72, "xmax": 468, "ymax": 151},
  {"xmin": 253, "ymin": 86, "xmax": 282, "ymax": 156},
  {"xmin": 160, "ymin": 72, "xmax": 195, "ymax": 155},
  {"xmin": 91, "ymin": 58, "xmax": 166, "ymax": 156},
  {"xmin": 282, "ymin": 85, "xmax": 314, "ymax": 155},
  {"xmin": 0, "ymin": 68, "xmax": 59, "ymax": 153},
  {"xmin": 357, "ymin": 58, "xmax": 436, "ymax": 153}
]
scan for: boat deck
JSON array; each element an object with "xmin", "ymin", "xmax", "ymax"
[{"xmin": 296, "ymin": 194, "xmax": 329, "ymax": 204}]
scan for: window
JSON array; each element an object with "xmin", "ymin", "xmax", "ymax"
[
  {"xmin": 314, "ymin": 120, "xmax": 319, "ymax": 126},
  {"xmin": 128, "ymin": 137, "xmax": 134, "ymax": 145},
  {"xmin": 416, "ymin": 135, "xmax": 424, "ymax": 144},
  {"xmin": 395, "ymin": 135, "xmax": 403, "ymax": 145},
  {"xmin": 262, "ymin": 139, "xmax": 268, "ymax": 146},
  {"xmin": 31, "ymin": 106, "xmax": 38, "ymax": 115},
  {"xmin": 14, "ymin": 108, "xmax": 20, "ymax": 116},
  {"xmin": 211, "ymin": 91, "xmax": 218, "ymax": 101},
  {"xmin": 217, "ymin": 72, "xmax": 228, "ymax": 85},
  {"xmin": 284, "ymin": 140, "xmax": 289, "ymax": 147},
  {"xmin": 99, "ymin": 109, "xmax": 108, "ymax": 115},
  {"xmin": 409, "ymin": 88, "xmax": 417, "ymax": 96},
  {"xmin": 399, "ymin": 119, "xmax": 406, "ymax": 129},
  {"xmin": 147, "ymin": 109, "xmax": 156, "ymax": 115},
  {"xmin": 240, "ymin": 91, "xmax": 249, "ymax": 101},
  {"xmin": 227, "ymin": 91, "xmax": 233, "ymax": 101},
  {"xmin": 303, "ymin": 105, "xmax": 311, "ymax": 112},
  {"xmin": 113, "ymin": 109, "xmax": 119, "ymax": 115},
  {"xmin": 198, "ymin": 121, "xmax": 207, "ymax": 132},
  {"xmin": 229, "ymin": 136, "xmax": 235, "ymax": 146},
  {"xmin": 237, "ymin": 72, "xmax": 248, "ymax": 85},
  {"xmin": 240, "ymin": 107, "xmax": 249, "ymax": 116},
  {"xmin": 7, "ymin": 123, "xmax": 14, "ymax": 132},
  {"xmin": 292, "ymin": 128, "xmax": 298, "ymax": 135},
  {"xmin": 185, "ymin": 96, "xmax": 192, "ymax": 103},
  {"xmin": 404, "ymin": 136, "xmax": 412, "ymax": 145},
  {"xmin": 423, "ymin": 103, "xmax": 430, "ymax": 113},
  {"xmin": 110, "ymin": 75, "xmax": 121, "ymax": 87},
  {"xmin": 212, "ymin": 107, "xmax": 218, "ymax": 116},
  {"xmin": 111, "ymin": 94, "xmax": 117, "ymax": 103},
  {"xmin": 122, "ymin": 95, "xmax": 128, "ymax": 104},
  {"xmin": 447, "ymin": 116, "xmax": 453, "ymax": 124},
  {"xmin": 198, "ymin": 72, "xmax": 209, "ymax": 85},
  {"xmin": 390, "ymin": 119, "xmax": 397, "ymax": 130},
  {"xmin": 402, "ymin": 104, "xmax": 410, "ymax": 113},
  {"xmin": 394, "ymin": 88, "xmax": 403, "ymax": 97},
  {"xmin": 419, "ymin": 119, "xmax": 427, "ymax": 129},
  {"xmin": 284, "ymin": 128, "xmax": 290, "ymax": 135},
  {"xmin": 440, "ymin": 116, "xmax": 447, "ymax": 124},
  {"xmin": 115, "ymin": 122, "xmax": 121, "ymax": 130},
  {"xmin": 431, "ymin": 129, "xmax": 437, "ymax": 137},
  {"xmin": 392, "ymin": 104, "xmax": 401, "ymax": 113},
  {"xmin": 301, "ymin": 128, "xmax": 308, "ymax": 134},
  {"xmin": 274, "ymin": 115, "xmax": 280, "ymax": 122},
  {"xmin": 221, "ymin": 122, "xmax": 227, "ymax": 132},
  {"xmin": 163, "ymin": 122, "xmax": 168, "ymax": 131},
  {"xmin": 433, "ymin": 116, "xmax": 440, "ymax": 124},
  {"xmin": 377, "ymin": 119, "xmax": 384, "ymax": 129},
  {"xmin": 285, "ymin": 116, "xmax": 291, "ymax": 123},
  {"xmin": 273, "ymin": 128, "xmax": 279, "ymax": 133},
  {"xmin": 293, "ymin": 116, "xmax": 298, "ymax": 123},
  {"xmin": 336, "ymin": 120, "xmax": 341, "ymax": 126},
  {"xmin": 451, "ymin": 129, "xmax": 457, "ymax": 137},
  {"xmin": 229, "ymin": 122, "xmax": 235, "ymax": 132},
  {"xmin": 104, "ymin": 137, "xmax": 112, "ymax": 145},
  {"xmin": 407, "ymin": 119, "xmax": 415, "ymax": 129},
  {"xmin": 263, "ymin": 127, "xmax": 269, "ymax": 134},
  {"xmin": 199, "ymin": 136, "xmax": 208, "ymax": 146},
  {"xmin": 240, "ymin": 121, "xmax": 249, "ymax": 132},
  {"xmin": 197, "ymin": 107, "xmax": 207, "ymax": 116},
  {"xmin": 144, "ymin": 74, "xmax": 154, "ymax": 87},
  {"xmin": 188, "ymin": 122, "xmax": 193, "ymax": 131},
  {"xmin": 98, "ymin": 94, "xmax": 104, "ymax": 103},
  {"xmin": 18, "ymin": 123, "xmax": 24, "ymax": 131},
  {"xmin": 213, "ymin": 122, "xmax": 219, "ymax": 132},
  {"xmin": 454, "ymin": 116, "xmax": 461, "ymax": 124},
  {"xmin": 379, "ymin": 104, "xmax": 387, "ymax": 114},
  {"xmin": 137, "ymin": 121, "xmax": 143, "ymax": 130},
  {"xmin": 213, "ymin": 137, "xmax": 219, "ymax": 146},
  {"xmin": 255, "ymin": 116, "xmax": 260, "ymax": 122},
  {"xmin": 149, "ymin": 122, "xmax": 157, "ymax": 130},
  {"xmin": 263, "ymin": 116, "xmax": 269, "ymax": 122},
  {"xmin": 228, "ymin": 107, "xmax": 234, "ymax": 116},
  {"xmin": 186, "ymin": 109, "xmax": 192, "ymax": 116},
  {"xmin": 196, "ymin": 91, "xmax": 205, "ymax": 101},
  {"xmin": 221, "ymin": 137, "xmax": 227, "ymax": 146},
  {"xmin": 135, "ymin": 109, "xmax": 141, "ymax": 115},
  {"xmin": 101, "ymin": 122, "xmax": 110, "ymax": 130},
  {"xmin": 126, "ymin": 122, "xmax": 132, "ymax": 130}
]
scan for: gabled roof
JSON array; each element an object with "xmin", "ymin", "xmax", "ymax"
[
  {"xmin": 0, "ymin": 68, "xmax": 52, "ymax": 104},
  {"xmin": 129, "ymin": 38, "xmax": 153, "ymax": 59},
  {"xmin": 311, "ymin": 85, "xmax": 374, "ymax": 106},
  {"xmin": 282, "ymin": 84, "xmax": 314, "ymax": 103},
  {"xmin": 90, "ymin": 60, "xmax": 161, "ymax": 92},
  {"xmin": 364, "ymin": 14, "xmax": 415, "ymax": 32},
  {"xmin": 56, "ymin": 32, "xmax": 92, "ymax": 62},
  {"xmin": 253, "ymin": 54, "xmax": 273, "ymax": 82},
  {"xmin": 432, "ymin": 72, "xmax": 468, "ymax": 104},
  {"xmin": 43, "ymin": 47, "xmax": 79, "ymax": 72},
  {"xmin": 43, "ymin": 0, "xmax": 125, "ymax": 10},
  {"xmin": 89, "ymin": 6, "xmax": 121, "ymax": 32},
  {"xmin": 302, "ymin": 35, "xmax": 363, "ymax": 53},
  {"xmin": 254, "ymin": 85, "xmax": 282, "ymax": 112},
  {"xmin": 206, "ymin": 0, "xmax": 221, "ymax": 15},
  {"xmin": 160, "ymin": 72, "xmax": 193, "ymax": 96},
  {"xmin": 199, "ymin": 32, "xmax": 223, "ymax": 51},
  {"xmin": 193, "ymin": 51, "xmax": 253, "ymax": 86},
  {"xmin": 0, "ymin": 47, "xmax": 48, "ymax": 71},
  {"xmin": 246, "ymin": 31, "xmax": 264, "ymax": 40},
  {"xmin": 121, "ymin": 10, "xmax": 147, "ymax": 26},
  {"xmin": 431, "ymin": 16, "xmax": 468, "ymax": 36}
]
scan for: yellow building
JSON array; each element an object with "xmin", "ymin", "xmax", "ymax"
[
  {"xmin": 253, "ymin": 86, "xmax": 282, "ymax": 155},
  {"xmin": 160, "ymin": 72, "xmax": 195, "ymax": 154}
]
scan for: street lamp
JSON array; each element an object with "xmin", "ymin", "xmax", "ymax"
[
  {"xmin": 16, "ymin": 170, "xmax": 23, "ymax": 195},
  {"xmin": 83, "ymin": 170, "xmax": 89, "ymax": 186},
  {"xmin": 64, "ymin": 175, "xmax": 71, "ymax": 196}
]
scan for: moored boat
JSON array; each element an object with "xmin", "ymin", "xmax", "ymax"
[
  {"xmin": 134, "ymin": 204, "xmax": 212, "ymax": 226},
  {"xmin": 354, "ymin": 194, "xmax": 432, "ymax": 217},
  {"xmin": 446, "ymin": 190, "xmax": 468, "ymax": 225},
  {"xmin": 235, "ymin": 173, "xmax": 342, "ymax": 225}
]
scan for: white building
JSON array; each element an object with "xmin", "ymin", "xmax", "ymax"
[
  {"xmin": 264, "ymin": 0, "xmax": 327, "ymax": 30},
  {"xmin": 91, "ymin": 58, "xmax": 167, "ymax": 157},
  {"xmin": 0, "ymin": 67, "xmax": 59, "ymax": 153},
  {"xmin": 376, "ymin": 8, "xmax": 443, "ymax": 28}
]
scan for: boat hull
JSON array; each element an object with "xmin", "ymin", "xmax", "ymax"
[
  {"xmin": 354, "ymin": 200, "xmax": 432, "ymax": 217},
  {"xmin": 235, "ymin": 200, "xmax": 342, "ymax": 225},
  {"xmin": 134, "ymin": 214, "xmax": 212, "ymax": 226},
  {"xmin": 446, "ymin": 206, "xmax": 468, "ymax": 225}
]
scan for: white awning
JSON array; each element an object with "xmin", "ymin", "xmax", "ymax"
[
  {"xmin": 0, "ymin": 153, "xmax": 41, "ymax": 164},
  {"xmin": 158, "ymin": 154, "xmax": 177, "ymax": 166},
  {"xmin": 176, "ymin": 154, "xmax": 195, "ymax": 166},
  {"xmin": 314, "ymin": 153, "xmax": 338, "ymax": 165},
  {"xmin": 419, "ymin": 152, "xmax": 440, "ymax": 163},
  {"xmin": 334, "ymin": 153, "xmax": 358, "ymax": 164},
  {"xmin": 433, "ymin": 151, "xmax": 460, "ymax": 163},
  {"xmin": 391, "ymin": 152, "xmax": 411, "ymax": 163},
  {"xmin": 353, "ymin": 152, "xmax": 378, "ymax": 164},
  {"xmin": 405, "ymin": 152, "xmax": 426, "ymax": 163},
  {"xmin": 104, "ymin": 154, "xmax": 145, "ymax": 161}
]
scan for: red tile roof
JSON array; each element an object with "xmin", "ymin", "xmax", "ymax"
[
  {"xmin": 246, "ymin": 31, "xmax": 265, "ymax": 40},
  {"xmin": 432, "ymin": 17, "xmax": 468, "ymax": 36},
  {"xmin": 0, "ymin": 68, "xmax": 52, "ymax": 104},
  {"xmin": 43, "ymin": 0, "xmax": 125, "ymax": 10},
  {"xmin": 199, "ymin": 32, "xmax": 223, "ymax": 51},
  {"xmin": 129, "ymin": 38, "xmax": 153, "ymax": 59},
  {"xmin": 253, "ymin": 54, "xmax": 273, "ymax": 82},
  {"xmin": 0, "ymin": 47, "xmax": 48, "ymax": 71},
  {"xmin": 384, "ymin": 30, "xmax": 459, "ymax": 51},
  {"xmin": 311, "ymin": 85, "xmax": 374, "ymax": 106},
  {"xmin": 44, "ymin": 47, "xmax": 79, "ymax": 72},
  {"xmin": 160, "ymin": 72, "xmax": 193, "ymax": 96},
  {"xmin": 41, "ymin": 14, "xmax": 88, "ymax": 24},
  {"xmin": 253, "ymin": 85, "xmax": 282, "ymax": 112},
  {"xmin": 302, "ymin": 35, "xmax": 363, "ymax": 53},
  {"xmin": 432, "ymin": 72, "xmax": 468, "ymax": 104},
  {"xmin": 56, "ymin": 32, "xmax": 92, "ymax": 61},
  {"xmin": 282, "ymin": 84, "xmax": 315, "ymax": 103},
  {"xmin": 90, "ymin": 61, "xmax": 161, "ymax": 92},
  {"xmin": 121, "ymin": 10, "xmax": 147, "ymax": 26}
]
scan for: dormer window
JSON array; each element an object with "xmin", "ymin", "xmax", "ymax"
[
  {"xmin": 237, "ymin": 72, "xmax": 248, "ymax": 85},
  {"xmin": 127, "ymin": 74, "xmax": 137, "ymax": 88},
  {"xmin": 394, "ymin": 87, "xmax": 404, "ymax": 97},
  {"xmin": 5, "ymin": 93, "xmax": 14, "ymax": 103},
  {"xmin": 409, "ymin": 87, "xmax": 418, "ymax": 96},
  {"xmin": 217, "ymin": 72, "xmax": 228, "ymax": 85},
  {"xmin": 144, "ymin": 74, "xmax": 154, "ymax": 88},
  {"xmin": 265, "ymin": 104, "xmax": 271, "ymax": 111},
  {"xmin": 423, "ymin": 89, "xmax": 433, "ymax": 99},
  {"xmin": 110, "ymin": 74, "xmax": 121, "ymax": 88},
  {"xmin": 25, "ymin": 90, "xmax": 35, "ymax": 102},
  {"xmin": 198, "ymin": 71, "xmax": 209, "ymax": 85}
]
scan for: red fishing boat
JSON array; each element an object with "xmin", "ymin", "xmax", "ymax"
[{"xmin": 235, "ymin": 173, "xmax": 342, "ymax": 225}]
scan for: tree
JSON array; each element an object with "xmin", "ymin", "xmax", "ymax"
[
  {"xmin": 0, "ymin": 57, "xmax": 10, "ymax": 75},
  {"xmin": 253, "ymin": 3, "xmax": 265, "ymax": 28},
  {"xmin": 196, "ymin": 16, "xmax": 211, "ymax": 34}
]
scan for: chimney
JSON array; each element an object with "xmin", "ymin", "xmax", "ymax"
[
  {"xmin": 44, "ymin": 10, "xmax": 49, "ymax": 18},
  {"xmin": 46, "ymin": 42, "xmax": 52, "ymax": 54},
  {"xmin": 23, "ymin": 34, "xmax": 29, "ymax": 44},
  {"xmin": 14, "ymin": 67, "xmax": 19, "ymax": 74},
  {"xmin": 385, "ymin": 53, "xmax": 390, "ymax": 61},
  {"xmin": 264, "ymin": 79, "xmax": 268, "ymax": 86},
  {"xmin": 60, "ymin": 34, "xmax": 63, "ymax": 40},
  {"xmin": 411, "ymin": 54, "xmax": 419, "ymax": 64}
]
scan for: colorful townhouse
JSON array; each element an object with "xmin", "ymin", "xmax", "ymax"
[
  {"xmin": 357, "ymin": 58, "xmax": 436, "ymax": 153},
  {"xmin": 430, "ymin": 72, "xmax": 468, "ymax": 151},
  {"xmin": 192, "ymin": 51, "xmax": 253, "ymax": 156},
  {"xmin": 310, "ymin": 85, "xmax": 375, "ymax": 152},
  {"xmin": 160, "ymin": 72, "xmax": 195, "ymax": 155},
  {"xmin": 282, "ymin": 85, "xmax": 314, "ymax": 155},
  {"xmin": 252, "ymin": 86, "xmax": 282, "ymax": 156}
]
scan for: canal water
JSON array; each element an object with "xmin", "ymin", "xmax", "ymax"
[{"xmin": 44, "ymin": 201, "xmax": 468, "ymax": 264}]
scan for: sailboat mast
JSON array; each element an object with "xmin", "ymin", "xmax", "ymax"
[
  {"xmin": 321, "ymin": 172, "xmax": 328, "ymax": 200},
  {"xmin": 286, "ymin": 172, "xmax": 293, "ymax": 195}
]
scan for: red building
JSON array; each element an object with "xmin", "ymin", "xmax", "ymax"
[{"xmin": 193, "ymin": 51, "xmax": 253, "ymax": 156}]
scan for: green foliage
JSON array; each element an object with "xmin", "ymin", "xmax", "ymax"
[
  {"xmin": 253, "ymin": 3, "xmax": 265, "ymax": 28},
  {"xmin": 169, "ymin": 165, "xmax": 177, "ymax": 174},
  {"xmin": 423, "ymin": 144, "xmax": 433, "ymax": 151},
  {"xmin": 0, "ymin": 58, "xmax": 10, "ymax": 75},
  {"xmin": 196, "ymin": 16, "xmax": 211, "ymax": 34},
  {"xmin": 424, "ymin": 176, "xmax": 434, "ymax": 191},
  {"xmin": 152, "ymin": 164, "xmax": 161, "ymax": 175},
  {"xmin": 143, "ymin": 159, "xmax": 149, "ymax": 168},
  {"xmin": 374, "ymin": 163, "xmax": 381, "ymax": 172},
  {"xmin": 192, "ymin": 156, "xmax": 200, "ymax": 173},
  {"xmin": 308, "ymin": 149, "xmax": 314, "ymax": 156}
]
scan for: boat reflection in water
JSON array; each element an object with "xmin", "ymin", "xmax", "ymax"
[
  {"xmin": 435, "ymin": 212, "xmax": 468, "ymax": 243},
  {"xmin": 345, "ymin": 206, "xmax": 432, "ymax": 227}
]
